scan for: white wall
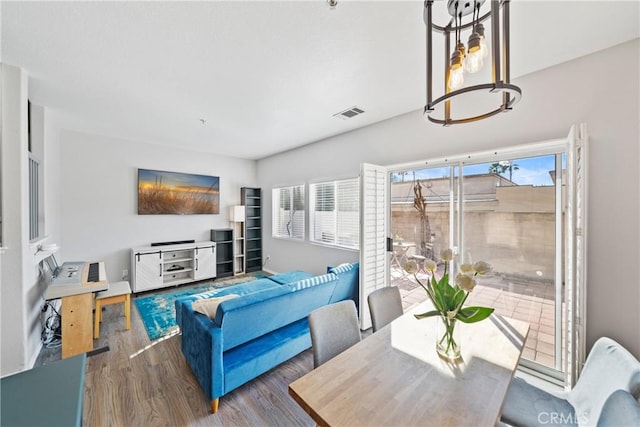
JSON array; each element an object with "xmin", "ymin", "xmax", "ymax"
[
  {"xmin": 58, "ymin": 130, "xmax": 257, "ymax": 283},
  {"xmin": 0, "ymin": 64, "xmax": 44, "ymax": 376},
  {"xmin": 257, "ymin": 39, "xmax": 640, "ymax": 357}
]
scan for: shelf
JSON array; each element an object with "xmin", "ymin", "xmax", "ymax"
[
  {"xmin": 241, "ymin": 187, "xmax": 262, "ymax": 274},
  {"xmin": 163, "ymin": 277, "xmax": 193, "ymax": 287},
  {"xmin": 164, "ymin": 257, "xmax": 192, "ymax": 263},
  {"xmin": 164, "ymin": 267, "xmax": 193, "ymax": 273},
  {"xmin": 212, "ymin": 228, "xmax": 235, "ymax": 278}
]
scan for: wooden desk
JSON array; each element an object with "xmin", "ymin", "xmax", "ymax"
[
  {"xmin": 0, "ymin": 353, "xmax": 86, "ymax": 427},
  {"xmin": 289, "ymin": 302, "xmax": 529, "ymax": 427},
  {"xmin": 44, "ymin": 261, "xmax": 108, "ymax": 358}
]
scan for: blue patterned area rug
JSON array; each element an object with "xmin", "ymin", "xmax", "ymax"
[{"xmin": 134, "ymin": 273, "xmax": 266, "ymax": 341}]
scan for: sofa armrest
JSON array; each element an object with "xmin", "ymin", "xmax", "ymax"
[
  {"xmin": 178, "ymin": 299, "xmax": 225, "ymax": 400},
  {"xmin": 327, "ymin": 262, "xmax": 360, "ymax": 307}
]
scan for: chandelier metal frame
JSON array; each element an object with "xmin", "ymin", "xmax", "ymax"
[{"xmin": 424, "ymin": 0, "xmax": 522, "ymax": 126}]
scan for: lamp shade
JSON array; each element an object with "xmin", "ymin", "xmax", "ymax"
[{"xmin": 229, "ymin": 205, "xmax": 245, "ymax": 222}]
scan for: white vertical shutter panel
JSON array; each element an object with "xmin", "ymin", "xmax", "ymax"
[
  {"xmin": 359, "ymin": 163, "xmax": 388, "ymax": 330},
  {"xmin": 564, "ymin": 124, "xmax": 588, "ymax": 388}
]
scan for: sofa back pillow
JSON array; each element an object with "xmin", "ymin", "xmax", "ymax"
[
  {"xmin": 215, "ymin": 285, "xmax": 303, "ymax": 350},
  {"xmin": 327, "ymin": 262, "xmax": 359, "ymax": 306},
  {"xmin": 288, "ymin": 273, "xmax": 338, "ymax": 292},
  {"xmin": 268, "ymin": 270, "xmax": 314, "ymax": 285},
  {"xmin": 217, "ymin": 273, "xmax": 339, "ymax": 351},
  {"xmin": 175, "ymin": 278, "xmax": 281, "ymax": 325}
]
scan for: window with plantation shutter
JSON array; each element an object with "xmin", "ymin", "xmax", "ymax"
[
  {"xmin": 272, "ymin": 185, "xmax": 305, "ymax": 240},
  {"xmin": 310, "ymin": 178, "xmax": 359, "ymax": 250}
]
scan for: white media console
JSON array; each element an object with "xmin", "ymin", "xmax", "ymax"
[{"xmin": 131, "ymin": 241, "xmax": 217, "ymax": 293}]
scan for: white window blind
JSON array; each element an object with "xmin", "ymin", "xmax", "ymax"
[
  {"xmin": 272, "ymin": 185, "xmax": 305, "ymax": 240},
  {"xmin": 310, "ymin": 178, "xmax": 359, "ymax": 249}
]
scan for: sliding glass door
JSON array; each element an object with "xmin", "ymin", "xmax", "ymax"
[
  {"xmin": 389, "ymin": 144, "xmax": 580, "ymax": 381},
  {"xmin": 458, "ymin": 154, "xmax": 563, "ymax": 374}
]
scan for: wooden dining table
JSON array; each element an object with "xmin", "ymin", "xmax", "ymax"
[{"xmin": 289, "ymin": 301, "xmax": 530, "ymax": 427}]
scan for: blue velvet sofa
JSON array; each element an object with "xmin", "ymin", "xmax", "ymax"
[{"xmin": 175, "ymin": 263, "xmax": 359, "ymax": 413}]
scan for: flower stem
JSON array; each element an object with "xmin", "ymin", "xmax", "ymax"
[{"xmin": 439, "ymin": 317, "xmax": 458, "ymax": 357}]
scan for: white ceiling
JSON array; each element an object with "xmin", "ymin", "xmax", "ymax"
[{"xmin": 2, "ymin": 1, "xmax": 638, "ymax": 160}]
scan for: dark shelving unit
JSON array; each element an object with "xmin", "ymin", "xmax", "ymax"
[
  {"xmin": 211, "ymin": 228, "xmax": 234, "ymax": 278},
  {"xmin": 241, "ymin": 187, "xmax": 262, "ymax": 273}
]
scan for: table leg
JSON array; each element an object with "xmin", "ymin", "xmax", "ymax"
[{"xmin": 61, "ymin": 293, "xmax": 94, "ymax": 358}]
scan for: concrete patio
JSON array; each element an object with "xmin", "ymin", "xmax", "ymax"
[{"xmin": 391, "ymin": 266, "xmax": 561, "ymax": 368}]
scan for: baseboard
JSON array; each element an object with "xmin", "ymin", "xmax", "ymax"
[{"xmin": 262, "ymin": 268, "xmax": 279, "ymax": 275}]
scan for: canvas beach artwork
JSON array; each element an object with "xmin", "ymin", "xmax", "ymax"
[{"xmin": 138, "ymin": 169, "xmax": 220, "ymax": 215}]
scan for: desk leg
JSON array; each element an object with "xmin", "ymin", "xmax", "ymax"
[{"xmin": 61, "ymin": 293, "xmax": 94, "ymax": 358}]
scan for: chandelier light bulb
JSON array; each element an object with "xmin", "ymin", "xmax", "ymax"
[
  {"xmin": 476, "ymin": 23, "xmax": 488, "ymax": 58},
  {"xmin": 448, "ymin": 48, "xmax": 465, "ymax": 90},
  {"xmin": 464, "ymin": 50, "xmax": 483, "ymax": 73},
  {"xmin": 465, "ymin": 31, "xmax": 484, "ymax": 73}
]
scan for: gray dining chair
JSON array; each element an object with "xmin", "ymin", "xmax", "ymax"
[
  {"xmin": 501, "ymin": 337, "xmax": 640, "ymax": 427},
  {"xmin": 367, "ymin": 286, "xmax": 403, "ymax": 333},
  {"xmin": 308, "ymin": 300, "xmax": 361, "ymax": 368},
  {"xmin": 597, "ymin": 389, "xmax": 640, "ymax": 426}
]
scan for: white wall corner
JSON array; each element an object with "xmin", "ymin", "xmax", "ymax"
[{"xmin": 1, "ymin": 63, "xmax": 32, "ymax": 375}]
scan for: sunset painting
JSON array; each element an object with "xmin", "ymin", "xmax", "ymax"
[{"xmin": 138, "ymin": 169, "xmax": 220, "ymax": 215}]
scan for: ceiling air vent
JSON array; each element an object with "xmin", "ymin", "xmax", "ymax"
[{"xmin": 333, "ymin": 106, "xmax": 365, "ymax": 120}]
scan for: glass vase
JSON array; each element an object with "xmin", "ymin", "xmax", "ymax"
[{"xmin": 436, "ymin": 316, "xmax": 461, "ymax": 361}]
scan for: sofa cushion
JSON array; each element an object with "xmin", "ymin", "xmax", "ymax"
[
  {"xmin": 268, "ymin": 270, "xmax": 315, "ymax": 285},
  {"xmin": 327, "ymin": 263, "xmax": 355, "ymax": 274},
  {"xmin": 192, "ymin": 294, "xmax": 239, "ymax": 319},
  {"xmin": 176, "ymin": 278, "xmax": 282, "ymax": 325},
  {"xmin": 217, "ymin": 274, "xmax": 339, "ymax": 351},
  {"xmin": 224, "ymin": 318, "xmax": 311, "ymax": 394},
  {"xmin": 215, "ymin": 285, "xmax": 300, "ymax": 349},
  {"xmin": 192, "ymin": 278, "xmax": 281, "ymax": 301},
  {"xmin": 288, "ymin": 273, "xmax": 338, "ymax": 292}
]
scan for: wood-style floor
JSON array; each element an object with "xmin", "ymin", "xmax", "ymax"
[{"xmin": 40, "ymin": 291, "xmax": 319, "ymax": 426}]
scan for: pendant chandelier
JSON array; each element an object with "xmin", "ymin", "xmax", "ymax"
[{"xmin": 424, "ymin": 0, "xmax": 522, "ymax": 125}]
